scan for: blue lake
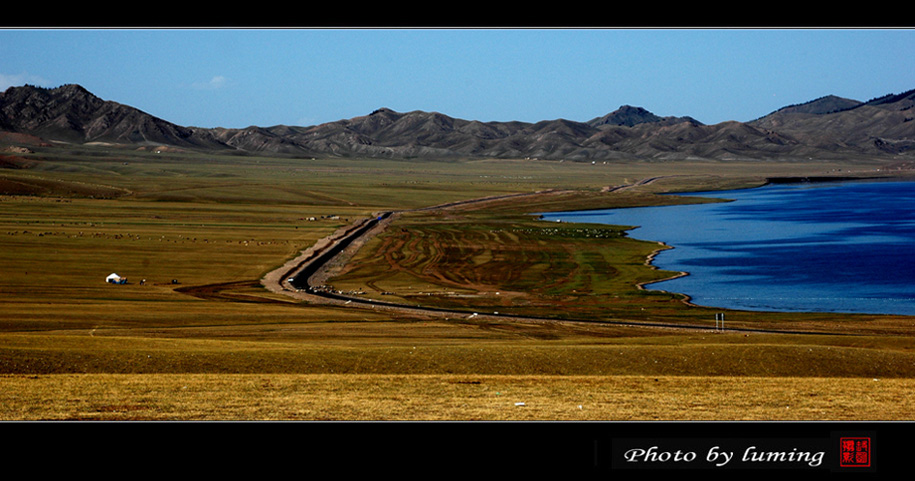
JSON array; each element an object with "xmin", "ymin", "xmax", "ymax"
[{"xmin": 541, "ymin": 179, "xmax": 915, "ymax": 315}]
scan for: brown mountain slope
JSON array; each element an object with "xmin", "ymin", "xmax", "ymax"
[
  {"xmin": 0, "ymin": 84, "xmax": 230, "ymax": 150},
  {"xmin": 749, "ymin": 90, "xmax": 915, "ymax": 155},
  {"xmin": 2, "ymin": 84, "xmax": 914, "ymax": 161}
]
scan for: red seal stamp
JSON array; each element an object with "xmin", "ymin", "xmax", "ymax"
[{"xmin": 839, "ymin": 437, "xmax": 871, "ymax": 468}]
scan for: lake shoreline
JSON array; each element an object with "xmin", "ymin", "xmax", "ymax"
[
  {"xmin": 542, "ymin": 175, "xmax": 915, "ymax": 316},
  {"xmin": 635, "ymin": 240, "xmax": 700, "ymax": 308}
]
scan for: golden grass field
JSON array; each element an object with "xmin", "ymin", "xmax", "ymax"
[{"xmin": 2, "ymin": 146, "xmax": 914, "ymax": 421}]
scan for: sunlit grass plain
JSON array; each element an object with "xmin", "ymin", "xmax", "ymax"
[{"xmin": 2, "ymin": 145, "xmax": 913, "ymax": 420}]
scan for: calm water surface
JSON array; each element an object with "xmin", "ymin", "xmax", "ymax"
[{"xmin": 541, "ymin": 180, "xmax": 915, "ymax": 315}]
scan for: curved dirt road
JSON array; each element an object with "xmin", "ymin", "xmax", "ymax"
[{"xmin": 256, "ymin": 186, "xmax": 853, "ymax": 336}]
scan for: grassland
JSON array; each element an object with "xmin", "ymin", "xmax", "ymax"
[{"xmin": 2, "ymin": 145, "xmax": 914, "ymax": 421}]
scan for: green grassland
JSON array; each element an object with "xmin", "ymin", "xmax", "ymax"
[{"xmin": 2, "ymin": 145, "xmax": 914, "ymax": 420}]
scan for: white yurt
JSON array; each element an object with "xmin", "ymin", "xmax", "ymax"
[{"xmin": 106, "ymin": 273, "xmax": 126, "ymax": 284}]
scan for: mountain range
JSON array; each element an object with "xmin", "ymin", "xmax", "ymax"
[{"xmin": 2, "ymin": 83, "xmax": 914, "ymax": 162}]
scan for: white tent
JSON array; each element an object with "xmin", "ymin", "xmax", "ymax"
[{"xmin": 106, "ymin": 273, "xmax": 126, "ymax": 284}]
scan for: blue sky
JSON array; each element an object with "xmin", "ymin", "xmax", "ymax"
[{"xmin": 1, "ymin": 28, "xmax": 913, "ymax": 128}]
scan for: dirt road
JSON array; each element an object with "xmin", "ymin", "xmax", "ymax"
[{"xmin": 255, "ymin": 184, "xmax": 850, "ymax": 336}]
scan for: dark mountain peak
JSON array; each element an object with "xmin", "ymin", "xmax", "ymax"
[
  {"xmin": 864, "ymin": 88, "xmax": 915, "ymax": 110},
  {"xmin": 618, "ymin": 104, "xmax": 651, "ymax": 114},
  {"xmin": 588, "ymin": 105, "xmax": 661, "ymax": 127},
  {"xmin": 2, "ymin": 83, "xmax": 98, "ymax": 104},
  {"xmin": 0, "ymin": 83, "xmax": 231, "ymax": 149},
  {"xmin": 767, "ymin": 95, "xmax": 863, "ymax": 117},
  {"xmin": 369, "ymin": 107, "xmax": 398, "ymax": 116},
  {"xmin": 55, "ymin": 83, "xmax": 93, "ymax": 96},
  {"xmin": 343, "ymin": 107, "xmax": 406, "ymax": 135},
  {"xmin": 587, "ymin": 105, "xmax": 700, "ymax": 128}
]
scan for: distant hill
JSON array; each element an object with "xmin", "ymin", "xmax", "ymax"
[
  {"xmin": 749, "ymin": 89, "xmax": 915, "ymax": 156},
  {"xmin": 587, "ymin": 105, "xmax": 701, "ymax": 128},
  {"xmin": 2, "ymin": 83, "xmax": 914, "ymax": 161},
  {"xmin": 759, "ymin": 95, "xmax": 863, "ymax": 116},
  {"xmin": 0, "ymin": 84, "xmax": 227, "ymax": 151}
]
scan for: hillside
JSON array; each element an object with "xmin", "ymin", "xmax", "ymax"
[{"xmin": 2, "ymin": 83, "xmax": 914, "ymax": 161}]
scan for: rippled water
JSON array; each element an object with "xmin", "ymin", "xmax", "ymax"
[{"xmin": 541, "ymin": 179, "xmax": 915, "ymax": 315}]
